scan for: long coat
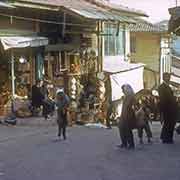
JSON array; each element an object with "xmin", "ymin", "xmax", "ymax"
[
  {"xmin": 121, "ymin": 95, "xmax": 136, "ymax": 128},
  {"xmin": 158, "ymin": 82, "xmax": 178, "ymax": 141},
  {"xmin": 158, "ymin": 82, "xmax": 177, "ymax": 121},
  {"xmin": 31, "ymin": 85, "xmax": 44, "ymax": 108}
]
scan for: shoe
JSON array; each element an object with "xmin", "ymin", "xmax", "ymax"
[
  {"xmin": 162, "ymin": 140, "xmax": 174, "ymax": 144},
  {"xmin": 148, "ymin": 139, "xmax": 152, "ymax": 144},
  {"xmin": 116, "ymin": 144, "xmax": 127, "ymax": 148},
  {"xmin": 127, "ymin": 145, "xmax": 135, "ymax": 150},
  {"xmin": 139, "ymin": 139, "xmax": 144, "ymax": 144},
  {"xmin": 166, "ymin": 140, "xmax": 174, "ymax": 144}
]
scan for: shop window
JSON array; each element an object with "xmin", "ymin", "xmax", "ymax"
[
  {"xmin": 46, "ymin": 51, "xmax": 67, "ymax": 76},
  {"xmin": 130, "ymin": 35, "xmax": 136, "ymax": 53},
  {"xmin": 104, "ymin": 24, "xmax": 125, "ymax": 56}
]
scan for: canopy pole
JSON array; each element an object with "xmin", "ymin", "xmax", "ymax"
[{"xmin": 11, "ymin": 50, "xmax": 15, "ymax": 113}]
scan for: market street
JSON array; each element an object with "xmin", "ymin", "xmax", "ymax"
[{"xmin": 0, "ymin": 122, "xmax": 179, "ymax": 180}]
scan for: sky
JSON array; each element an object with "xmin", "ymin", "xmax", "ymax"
[{"xmin": 111, "ymin": 0, "xmax": 178, "ymax": 23}]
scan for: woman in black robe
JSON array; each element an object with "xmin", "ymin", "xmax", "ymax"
[{"xmin": 118, "ymin": 84, "xmax": 136, "ymax": 149}]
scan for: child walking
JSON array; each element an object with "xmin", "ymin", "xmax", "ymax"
[
  {"xmin": 137, "ymin": 98, "xmax": 153, "ymax": 144},
  {"xmin": 56, "ymin": 89, "xmax": 70, "ymax": 140}
]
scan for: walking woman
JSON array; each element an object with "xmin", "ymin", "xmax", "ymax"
[{"xmin": 118, "ymin": 84, "xmax": 136, "ymax": 149}]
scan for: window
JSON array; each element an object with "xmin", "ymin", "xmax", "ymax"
[
  {"xmin": 130, "ymin": 35, "xmax": 136, "ymax": 53},
  {"xmin": 104, "ymin": 24, "xmax": 125, "ymax": 56}
]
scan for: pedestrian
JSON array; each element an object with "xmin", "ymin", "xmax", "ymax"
[
  {"xmin": 158, "ymin": 73, "xmax": 178, "ymax": 144},
  {"xmin": 31, "ymin": 80, "xmax": 44, "ymax": 115},
  {"xmin": 137, "ymin": 98, "xmax": 153, "ymax": 144},
  {"xmin": 117, "ymin": 84, "xmax": 136, "ymax": 149},
  {"xmin": 56, "ymin": 89, "xmax": 70, "ymax": 140}
]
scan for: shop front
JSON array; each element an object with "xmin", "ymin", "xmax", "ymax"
[
  {"xmin": 44, "ymin": 43, "xmax": 100, "ymax": 125},
  {"xmin": 0, "ymin": 35, "xmax": 48, "ymax": 118}
]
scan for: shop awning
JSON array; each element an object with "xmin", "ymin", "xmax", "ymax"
[
  {"xmin": 13, "ymin": 0, "xmax": 136, "ymax": 24},
  {"xmin": 0, "ymin": 36, "xmax": 48, "ymax": 50},
  {"xmin": 0, "ymin": 2, "xmax": 14, "ymax": 8},
  {"xmin": 64, "ymin": 6, "xmax": 136, "ymax": 23}
]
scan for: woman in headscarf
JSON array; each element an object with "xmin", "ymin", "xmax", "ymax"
[{"xmin": 118, "ymin": 84, "xmax": 136, "ymax": 149}]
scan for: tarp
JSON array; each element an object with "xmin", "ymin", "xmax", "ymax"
[
  {"xmin": 103, "ymin": 56, "xmax": 144, "ymax": 101},
  {"xmin": 0, "ymin": 36, "xmax": 48, "ymax": 50},
  {"xmin": 110, "ymin": 66, "xmax": 144, "ymax": 101},
  {"xmin": 103, "ymin": 56, "xmax": 144, "ymax": 73}
]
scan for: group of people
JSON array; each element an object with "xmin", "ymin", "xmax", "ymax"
[
  {"xmin": 117, "ymin": 72, "xmax": 178, "ymax": 150},
  {"xmin": 31, "ymin": 72, "xmax": 178, "ymax": 143}
]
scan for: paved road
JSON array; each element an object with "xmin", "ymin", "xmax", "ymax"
[{"xmin": 0, "ymin": 123, "xmax": 179, "ymax": 180}]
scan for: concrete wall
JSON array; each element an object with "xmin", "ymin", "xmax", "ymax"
[{"xmin": 130, "ymin": 32, "xmax": 161, "ymax": 89}]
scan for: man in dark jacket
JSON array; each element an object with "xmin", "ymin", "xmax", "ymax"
[
  {"xmin": 31, "ymin": 80, "xmax": 44, "ymax": 115},
  {"xmin": 158, "ymin": 73, "xmax": 178, "ymax": 144}
]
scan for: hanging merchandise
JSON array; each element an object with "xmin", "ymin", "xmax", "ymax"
[{"xmin": 69, "ymin": 77, "xmax": 77, "ymax": 100}]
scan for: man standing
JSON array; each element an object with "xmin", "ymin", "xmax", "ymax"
[
  {"xmin": 31, "ymin": 80, "xmax": 44, "ymax": 115},
  {"xmin": 158, "ymin": 73, "xmax": 178, "ymax": 144}
]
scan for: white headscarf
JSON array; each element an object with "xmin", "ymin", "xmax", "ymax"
[{"xmin": 56, "ymin": 88, "xmax": 64, "ymax": 95}]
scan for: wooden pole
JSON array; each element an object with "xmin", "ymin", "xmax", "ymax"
[
  {"xmin": 62, "ymin": 12, "xmax": 66, "ymax": 38},
  {"xmin": 11, "ymin": 49, "xmax": 15, "ymax": 114}
]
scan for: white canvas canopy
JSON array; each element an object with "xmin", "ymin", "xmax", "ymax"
[
  {"xmin": 0, "ymin": 36, "xmax": 48, "ymax": 50},
  {"xmin": 109, "ymin": 67, "xmax": 144, "ymax": 101},
  {"xmin": 103, "ymin": 57, "xmax": 144, "ymax": 101}
]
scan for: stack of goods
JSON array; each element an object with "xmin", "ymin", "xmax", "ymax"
[
  {"xmin": 14, "ymin": 99, "xmax": 31, "ymax": 118},
  {"xmin": 14, "ymin": 85, "xmax": 32, "ymax": 118},
  {"xmin": 0, "ymin": 84, "xmax": 11, "ymax": 117},
  {"xmin": 96, "ymin": 75, "xmax": 107, "ymax": 124},
  {"xmin": 67, "ymin": 100, "xmax": 78, "ymax": 126},
  {"xmin": 69, "ymin": 77, "xmax": 77, "ymax": 100}
]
